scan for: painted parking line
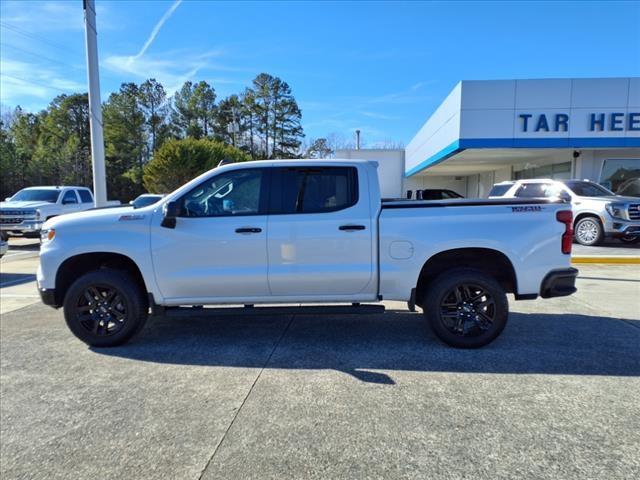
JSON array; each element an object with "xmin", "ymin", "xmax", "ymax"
[{"xmin": 572, "ymin": 256, "xmax": 640, "ymax": 265}]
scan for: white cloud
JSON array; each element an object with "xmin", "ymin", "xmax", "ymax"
[
  {"xmin": 0, "ymin": 59, "xmax": 86, "ymax": 105},
  {"xmin": 0, "ymin": 0, "xmax": 114, "ymax": 32},
  {"xmin": 135, "ymin": 0, "xmax": 183, "ymax": 58}
]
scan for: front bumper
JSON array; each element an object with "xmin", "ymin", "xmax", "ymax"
[
  {"xmin": 603, "ymin": 215, "xmax": 640, "ymax": 237},
  {"xmin": 0, "ymin": 220, "xmax": 44, "ymax": 233},
  {"xmin": 540, "ymin": 268, "xmax": 578, "ymax": 298},
  {"xmin": 38, "ymin": 287, "xmax": 60, "ymax": 308}
]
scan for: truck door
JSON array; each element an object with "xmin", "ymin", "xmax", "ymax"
[
  {"xmin": 267, "ymin": 166, "xmax": 374, "ymax": 296},
  {"xmin": 150, "ymin": 168, "xmax": 270, "ymax": 302},
  {"xmin": 60, "ymin": 189, "xmax": 83, "ymax": 214}
]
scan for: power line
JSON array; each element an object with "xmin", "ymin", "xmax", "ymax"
[
  {"xmin": 0, "ymin": 73, "xmax": 81, "ymax": 94},
  {"xmin": 0, "ymin": 22, "xmax": 84, "ymax": 57},
  {"xmin": 0, "ymin": 42, "xmax": 85, "ymax": 71}
]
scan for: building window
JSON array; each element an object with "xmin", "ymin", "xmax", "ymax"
[
  {"xmin": 600, "ymin": 159, "xmax": 640, "ymax": 195},
  {"xmin": 514, "ymin": 161, "xmax": 571, "ymax": 181}
]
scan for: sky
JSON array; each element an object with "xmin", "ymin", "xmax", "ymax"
[{"xmin": 1, "ymin": 0, "xmax": 639, "ymax": 146}]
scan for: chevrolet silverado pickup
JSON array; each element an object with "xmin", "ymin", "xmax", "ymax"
[
  {"xmin": 1, "ymin": 186, "xmax": 95, "ymax": 240},
  {"xmin": 37, "ymin": 160, "xmax": 577, "ymax": 348}
]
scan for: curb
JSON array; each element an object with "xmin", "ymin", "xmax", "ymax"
[{"xmin": 571, "ymin": 256, "xmax": 640, "ymax": 265}]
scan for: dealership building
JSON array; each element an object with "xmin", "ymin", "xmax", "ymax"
[{"xmin": 338, "ymin": 77, "xmax": 640, "ymax": 198}]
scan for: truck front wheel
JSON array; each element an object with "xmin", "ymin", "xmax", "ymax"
[
  {"xmin": 423, "ymin": 268, "xmax": 508, "ymax": 348},
  {"xmin": 63, "ymin": 269, "xmax": 148, "ymax": 347}
]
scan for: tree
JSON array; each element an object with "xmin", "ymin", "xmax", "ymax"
[
  {"xmin": 33, "ymin": 94, "xmax": 91, "ymax": 187},
  {"xmin": 250, "ymin": 73, "xmax": 304, "ymax": 159},
  {"xmin": 143, "ymin": 138, "xmax": 250, "ymax": 193},
  {"xmin": 138, "ymin": 78, "xmax": 168, "ymax": 155},
  {"xmin": 172, "ymin": 80, "xmax": 216, "ymax": 138},
  {"xmin": 214, "ymin": 94, "xmax": 243, "ymax": 146},
  {"xmin": 103, "ymin": 83, "xmax": 146, "ymax": 199},
  {"xmin": 304, "ymin": 138, "xmax": 333, "ymax": 158}
]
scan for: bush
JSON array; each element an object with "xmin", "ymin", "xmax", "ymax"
[{"xmin": 143, "ymin": 138, "xmax": 251, "ymax": 193}]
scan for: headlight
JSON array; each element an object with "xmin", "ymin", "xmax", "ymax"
[
  {"xmin": 35, "ymin": 209, "xmax": 42, "ymax": 220},
  {"xmin": 605, "ymin": 203, "xmax": 626, "ymax": 220},
  {"xmin": 41, "ymin": 228, "xmax": 55, "ymax": 242}
]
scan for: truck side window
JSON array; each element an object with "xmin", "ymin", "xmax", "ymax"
[
  {"xmin": 78, "ymin": 190, "xmax": 93, "ymax": 203},
  {"xmin": 270, "ymin": 167, "xmax": 358, "ymax": 214},
  {"xmin": 514, "ymin": 183, "xmax": 552, "ymax": 198},
  {"xmin": 62, "ymin": 190, "xmax": 78, "ymax": 204},
  {"xmin": 180, "ymin": 169, "xmax": 266, "ymax": 217}
]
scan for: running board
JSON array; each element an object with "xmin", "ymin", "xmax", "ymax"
[{"xmin": 161, "ymin": 304, "xmax": 385, "ymax": 318}]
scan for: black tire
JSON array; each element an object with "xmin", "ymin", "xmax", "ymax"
[
  {"xmin": 620, "ymin": 235, "xmax": 640, "ymax": 244},
  {"xmin": 574, "ymin": 217, "xmax": 604, "ymax": 246},
  {"xmin": 63, "ymin": 268, "xmax": 148, "ymax": 347},
  {"xmin": 423, "ymin": 268, "xmax": 509, "ymax": 348}
]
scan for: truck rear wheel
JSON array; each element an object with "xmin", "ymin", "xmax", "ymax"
[
  {"xmin": 423, "ymin": 268, "xmax": 508, "ymax": 348},
  {"xmin": 63, "ymin": 269, "xmax": 148, "ymax": 347}
]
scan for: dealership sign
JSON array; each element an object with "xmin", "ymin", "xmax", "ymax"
[{"xmin": 519, "ymin": 112, "xmax": 640, "ymax": 132}]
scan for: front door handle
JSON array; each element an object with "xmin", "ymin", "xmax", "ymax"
[
  {"xmin": 339, "ymin": 225, "xmax": 366, "ymax": 231},
  {"xmin": 235, "ymin": 227, "xmax": 262, "ymax": 234}
]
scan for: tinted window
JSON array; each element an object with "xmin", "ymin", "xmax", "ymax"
[
  {"xmin": 270, "ymin": 167, "xmax": 358, "ymax": 214},
  {"xmin": 62, "ymin": 190, "xmax": 78, "ymax": 204},
  {"xmin": 564, "ymin": 181, "xmax": 613, "ymax": 197},
  {"xmin": 78, "ymin": 190, "xmax": 93, "ymax": 203},
  {"xmin": 180, "ymin": 169, "xmax": 265, "ymax": 217},
  {"xmin": 488, "ymin": 184, "xmax": 512, "ymax": 197},
  {"xmin": 514, "ymin": 183, "xmax": 554, "ymax": 198}
]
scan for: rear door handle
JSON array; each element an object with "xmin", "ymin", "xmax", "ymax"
[
  {"xmin": 339, "ymin": 225, "xmax": 366, "ymax": 231},
  {"xmin": 235, "ymin": 227, "xmax": 262, "ymax": 234}
]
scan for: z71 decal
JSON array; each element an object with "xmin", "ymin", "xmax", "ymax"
[{"xmin": 511, "ymin": 206, "xmax": 543, "ymax": 212}]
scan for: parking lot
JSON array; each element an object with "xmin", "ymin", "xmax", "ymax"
[{"xmin": 1, "ymin": 239, "xmax": 639, "ymax": 479}]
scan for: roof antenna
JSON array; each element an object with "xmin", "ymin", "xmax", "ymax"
[
  {"xmin": 355, "ymin": 130, "xmax": 361, "ymax": 150},
  {"xmin": 218, "ymin": 158, "xmax": 234, "ymax": 167}
]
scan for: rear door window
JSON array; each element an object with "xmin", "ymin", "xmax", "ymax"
[
  {"xmin": 270, "ymin": 167, "xmax": 358, "ymax": 214},
  {"xmin": 77, "ymin": 190, "xmax": 93, "ymax": 203}
]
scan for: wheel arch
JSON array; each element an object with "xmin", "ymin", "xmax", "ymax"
[
  {"xmin": 55, "ymin": 252, "xmax": 148, "ymax": 307},
  {"xmin": 573, "ymin": 211, "xmax": 603, "ymax": 228},
  {"xmin": 415, "ymin": 248, "xmax": 517, "ymax": 307}
]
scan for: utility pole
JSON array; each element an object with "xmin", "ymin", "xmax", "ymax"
[{"xmin": 83, "ymin": 0, "xmax": 107, "ymax": 207}]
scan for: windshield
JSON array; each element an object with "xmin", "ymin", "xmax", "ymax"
[
  {"xmin": 564, "ymin": 181, "xmax": 614, "ymax": 197},
  {"xmin": 488, "ymin": 184, "xmax": 512, "ymax": 197},
  {"xmin": 9, "ymin": 189, "xmax": 60, "ymax": 203}
]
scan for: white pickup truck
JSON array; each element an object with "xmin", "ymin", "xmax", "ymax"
[
  {"xmin": 37, "ymin": 160, "xmax": 577, "ymax": 348},
  {"xmin": 1, "ymin": 186, "xmax": 96, "ymax": 240}
]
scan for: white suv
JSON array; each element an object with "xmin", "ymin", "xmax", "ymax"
[{"xmin": 489, "ymin": 179, "xmax": 640, "ymax": 246}]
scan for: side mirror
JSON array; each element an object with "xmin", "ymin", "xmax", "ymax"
[
  {"xmin": 129, "ymin": 200, "xmax": 135, "ymax": 205},
  {"xmin": 4, "ymin": 197, "xmax": 10, "ymax": 201},
  {"xmin": 559, "ymin": 192, "xmax": 572, "ymax": 202},
  {"xmin": 161, "ymin": 200, "xmax": 180, "ymax": 229},
  {"xmin": 62, "ymin": 199, "xmax": 77, "ymax": 205}
]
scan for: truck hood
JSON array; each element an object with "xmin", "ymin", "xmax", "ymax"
[
  {"xmin": 43, "ymin": 204, "xmax": 143, "ymax": 230},
  {"xmin": 0, "ymin": 200, "xmax": 53, "ymax": 209}
]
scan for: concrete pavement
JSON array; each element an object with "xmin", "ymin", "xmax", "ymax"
[{"xmin": 1, "ymin": 258, "xmax": 639, "ymax": 479}]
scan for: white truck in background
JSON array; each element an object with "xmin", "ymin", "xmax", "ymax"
[
  {"xmin": 37, "ymin": 160, "xmax": 577, "ymax": 349},
  {"xmin": 0, "ymin": 186, "xmax": 119, "ymax": 240}
]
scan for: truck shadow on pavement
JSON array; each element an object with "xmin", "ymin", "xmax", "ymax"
[{"xmin": 95, "ymin": 311, "xmax": 640, "ymax": 384}]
